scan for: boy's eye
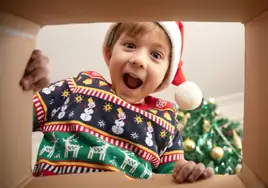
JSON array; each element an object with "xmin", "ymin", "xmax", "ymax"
[
  {"xmin": 151, "ymin": 51, "xmax": 163, "ymax": 59},
  {"xmin": 124, "ymin": 42, "xmax": 136, "ymax": 49}
]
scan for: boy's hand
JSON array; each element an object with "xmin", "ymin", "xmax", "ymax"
[
  {"xmin": 172, "ymin": 159, "xmax": 213, "ymax": 183},
  {"xmin": 20, "ymin": 50, "xmax": 50, "ymax": 91}
]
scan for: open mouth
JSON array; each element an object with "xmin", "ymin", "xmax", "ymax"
[{"xmin": 123, "ymin": 73, "xmax": 143, "ymax": 90}]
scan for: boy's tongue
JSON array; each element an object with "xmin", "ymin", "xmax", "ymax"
[{"xmin": 123, "ymin": 73, "xmax": 142, "ymax": 89}]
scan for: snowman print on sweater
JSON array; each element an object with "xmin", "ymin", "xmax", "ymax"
[
  {"xmin": 111, "ymin": 108, "xmax": 126, "ymax": 135},
  {"xmin": 145, "ymin": 122, "xmax": 154, "ymax": 147},
  {"xmin": 80, "ymin": 97, "xmax": 96, "ymax": 122},
  {"xmin": 57, "ymin": 97, "xmax": 71, "ymax": 119},
  {"xmin": 42, "ymin": 81, "xmax": 63, "ymax": 95},
  {"xmin": 50, "ymin": 97, "xmax": 70, "ymax": 119}
]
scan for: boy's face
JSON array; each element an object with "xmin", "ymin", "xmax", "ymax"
[{"xmin": 105, "ymin": 24, "xmax": 170, "ymax": 104}]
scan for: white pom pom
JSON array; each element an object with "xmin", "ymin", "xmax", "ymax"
[{"xmin": 174, "ymin": 81, "xmax": 203, "ymax": 111}]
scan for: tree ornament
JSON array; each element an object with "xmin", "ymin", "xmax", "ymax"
[
  {"xmin": 203, "ymin": 119, "xmax": 211, "ymax": 133},
  {"xmin": 211, "ymin": 146, "xmax": 224, "ymax": 160},
  {"xmin": 178, "ymin": 111, "xmax": 185, "ymax": 118},
  {"xmin": 226, "ymin": 129, "xmax": 233, "ymax": 136},
  {"xmin": 232, "ymin": 129, "xmax": 242, "ymax": 149},
  {"xmin": 235, "ymin": 164, "xmax": 242, "ymax": 173},
  {"xmin": 183, "ymin": 138, "xmax": 196, "ymax": 152},
  {"xmin": 176, "ymin": 122, "xmax": 184, "ymax": 131},
  {"xmin": 215, "ymin": 110, "xmax": 221, "ymax": 116},
  {"xmin": 208, "ymin": 98, "xmax": 216, "ymax": 104},
  {"xmin": 183, "ymin": 113, "xmax": 191, "ymax": 125},
  {"xmin": 177, "ymin": 112, "xmax": 185, "ymax": 123}
]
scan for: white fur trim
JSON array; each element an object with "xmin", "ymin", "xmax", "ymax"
[
  {"xmin": 155, "ymin": 21, "xmax": 182, "ymax": 92},
  {"xmin": 174, "ymin": 81, "xmax": 203, "ymax": 110},
  {"xmin": 102, "ymin": 23, "xmax": 118, "ymax": 64}
]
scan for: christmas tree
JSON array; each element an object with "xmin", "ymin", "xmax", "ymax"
[{"xmin": 177, "ymin": 98, "xmax": 243, "ymax": 175}]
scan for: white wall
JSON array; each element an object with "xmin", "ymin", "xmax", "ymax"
[
  {"xmin": 216, "ymin": 92, "xmax": 244, "ymax": 123},
  {"xmin": 36, "ymin": 22, "xmax": 245, "ymax": 118},
  {"xmin": 37, "ymin": 23, "xmax": 111, "ymax": 82}
]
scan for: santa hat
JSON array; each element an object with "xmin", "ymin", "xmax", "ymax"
[{"xmin": 102, "ymin": 21, "xmax": 203, "ymax": 111}]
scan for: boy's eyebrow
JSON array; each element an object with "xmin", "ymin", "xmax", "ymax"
[
  {"xmin": 124, "ymin": 34, "xmax": 169, "ymax": 53},
  {"xmin": 153, "ymin": 43, "xmax": 169, "ymax": 53},
  {"xmin": 153, "ymin": 43, "xmax": 166, "ymax": 49}
]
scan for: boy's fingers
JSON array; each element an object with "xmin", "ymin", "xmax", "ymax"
[
  {"xmin": 21, "ymin": 66, "xmax": 49, "ymax": 90},
  {"xmin": 187, "ymin": 163, "xmax": 205, "ymax": 182},
  {"xmin": 20, "ymin": 76, "xmax": 34, "ymax": 90},
  {"xmin": 204, "ymin": 167, "xmax": 214, "ymax": 178},
  {"xmin": 31, "ymin": 67, "xmax": 49, "ymax": 84},
  {"xmin": 31, "ymin": 49, "xmax": 43, "ymax": 59},
  {"xmin": 33, "ymin": 77, "xmax": 51, "ymax": 91},
  {"xmin": 27, "ymin": 49, "xmax": 42, "ymax": 67},
  {"xmin": 20, "ymin": 49, "xmax": 48, "ymax": 91},
  {"xmin": 26, "ymin": 56, "xmax": 49, "ymax": 74},
  {"xmin": 199, "ymin": 167, "xmax": 214, "ymax": 180},
  {"xmin": 172, "ymin": 159, "xmax": 187, "ymax": 177},
  {"xmin": 175, "ymin": 161, "xmax": 195, "ymax": 183}
]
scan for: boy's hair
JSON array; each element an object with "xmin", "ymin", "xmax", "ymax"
[{"xmin": 107, "ymin": 22, "xmax": 172, "ymax": 52}]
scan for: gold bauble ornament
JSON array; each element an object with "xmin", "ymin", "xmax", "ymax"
[
  {"xmin": 203, "ymin": 119, "xmax": 211, "ymax": 133},
  {"xmin": 215, "ymin": 110, "xmax": 221, "ymax": 116},
  {"xmin": 183, "ymin": 138, "xmax": 196, "ymax": 151},
  {"xmin": 211, "ymin": 146, "xmax": 224, "ymax": 160}
]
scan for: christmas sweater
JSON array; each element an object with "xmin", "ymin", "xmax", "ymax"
[{"xmin": 32, "ymin": 71, "xmax": 184, "ymax": 179}]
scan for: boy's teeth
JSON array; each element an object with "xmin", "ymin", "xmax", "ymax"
[{"xmin": 129, "ymin": 73, "xmax": 138, "ymax": 78}]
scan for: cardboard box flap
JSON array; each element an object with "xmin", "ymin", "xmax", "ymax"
[
  {"xmin": 239, "ymin": 163, "xmax": 267, "ymax": 188},
  {"xmin": 1, "ymin": 0, "xmax": 268, "ymax": 25},
  {"xmin": 0, "ymin": 11, "xmax": 40, "ymax": 188},
  {"xmin": 243, "ymin": 9, "xmax": 268, "ymax": 186},
  {"xmin": 0, "ymin": 11, "xmax": 40, "ymax": 34},
  {"xmin": 25, "ymin": 172, "xmax": 246, "ymax": 188}
]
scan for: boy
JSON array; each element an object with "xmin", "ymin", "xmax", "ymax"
[{"xmin": 20, "ymin": 21, "xmax": 212, "ymax": 183}]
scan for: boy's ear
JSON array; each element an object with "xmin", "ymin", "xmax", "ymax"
[{"xmin": 103, "ymin": 46, "xmax": 112, "ymax": 66}]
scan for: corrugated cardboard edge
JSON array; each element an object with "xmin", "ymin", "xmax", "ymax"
[
  {"xmin": 0, "ymin": 10, "xmax": 40, "ymax": 34},
  {"xmin": 0, "ymin": 10, "xmax": 40, "ymax": 188},
  {"xmin": 1, "ymin": 0, "xmax": 268, "ymax": 24}
]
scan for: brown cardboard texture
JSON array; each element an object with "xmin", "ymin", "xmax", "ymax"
[{"xmin": 0, "ymin": 1, "xmax": 268, "ymax": 188}]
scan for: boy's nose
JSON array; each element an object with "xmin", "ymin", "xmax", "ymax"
[{"xmin": 129, "ymin": 53, "xmax": 147, "ymax": 69}]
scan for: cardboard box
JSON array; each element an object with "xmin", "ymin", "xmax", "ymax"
[{"xmin": 0, "ymin": 1, "xmax": 268, "ymax": 187}]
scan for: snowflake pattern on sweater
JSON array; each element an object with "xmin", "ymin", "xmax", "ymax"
[{"xmin": 33, "ymin": 71, "xmax": 184, "ymax": 179}]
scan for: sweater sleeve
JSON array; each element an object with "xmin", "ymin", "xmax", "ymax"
[
  {"xmin": 32, "ymin": 77, "xmax": 74, "ymax": 132},
  {"xmin": 154, "ymin": 130, "xmax": 184, "ymax": 174}
]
